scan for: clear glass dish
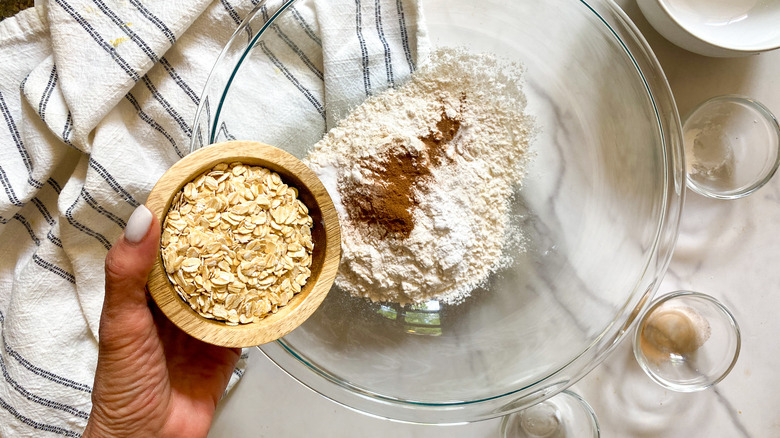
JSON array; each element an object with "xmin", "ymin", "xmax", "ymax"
[
  {"xmin": 633, "ymin": 291, "xmax": 741, "ymax": 392},
  {"xmin": 683, "ymin": 95, "xmax": 780, "ymax": 199},
  {"xmin": 499, "ymin": 390, "xmax": 600, "ymax": 438},
  {"xmin": 191, "ymin": 0, "xmax": 684, "ymax": 424}
]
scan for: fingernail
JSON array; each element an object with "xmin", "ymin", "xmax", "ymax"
[{"xmin": 125, "ymin": 205, "xmax": 153, "ymax": 243}]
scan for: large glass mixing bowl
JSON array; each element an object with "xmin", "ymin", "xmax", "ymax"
[{"xmin": 191, "ymin": 0, "xmax": 684, "ymax": 424}]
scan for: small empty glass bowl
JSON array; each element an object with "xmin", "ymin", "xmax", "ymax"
[
  {"xmin": 683, "ymin": 95, "xmax": 780, "ymax": 199},
  {"xmin": 499, "ymin": 391, "xmax": 599, "ymax": 438},
  {"xmin": 633, "ymin": 291, "xmax": 741, "ymax": 392}
]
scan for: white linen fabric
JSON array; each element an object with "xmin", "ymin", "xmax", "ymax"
[{"xmin": 0, "ymin": 0, "xmax": 427, "ymax": 435}]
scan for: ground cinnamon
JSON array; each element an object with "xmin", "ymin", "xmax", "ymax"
[
  {"xmin": 339, "ymin": 109, "xmax": 462, "ymax": 237},
  {"xmin": 421, "ymin": 110, "xmax": 461, "ymax": 167}
]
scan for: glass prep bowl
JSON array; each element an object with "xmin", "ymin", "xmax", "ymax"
[{"xmin": 192, "ymin": 0, "xmax": 684, "ymax": 424}]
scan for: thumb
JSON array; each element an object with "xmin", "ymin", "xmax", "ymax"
[{"xmin": 103, "ymin": 205, "xmax": 160, "ymax": 317}]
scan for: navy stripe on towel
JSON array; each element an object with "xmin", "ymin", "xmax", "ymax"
[
  {"xmin": 88, "ymin": 158, "xmax": 140, "ymax": 207},
  {"xmin": 38, "ymin": 65, "xmax": 58, "ymax": 123},
  {"xmin": 0, "ymin": 353, "xmax": 89, "ymax": 419},
  {"xmin": 12, "ymin": 214, "xmax": 40, "ymax": 246},
  {"xmin": 47, "ymin": 230, "xmax": 63, "ymax": 248},
  {"xmin": 62, "ymin": 112, "xmax": 74, "ymax": 148},
  {"xmin": 291, "ymin": 6, "xmax": 321, "ymax": 46},
  {"xmin": 125, "ymin": 93, "xmax": 184, "ymax": 158},
  {"xmin": 91, "ymin": 0, "xmax": 159, "ymax": 61},
  {"xmin": 32, "ymin": 254, "xmax": 76, "ymax": 284},
  {"xmin": 354, "ymin": 0, "xmax": 372, "ymax": 96},
  {"xmin": 0, "ymin": 165, "xmax": 23, "ymax": 207},
  {"xmin": 270, "ymin": 24, "xmax": 323, "ymax": 80},
  {"xmin": 65, "ymin": 196, "xmax": 112, "ymax": 250},
  {"xmin": 395, "ymin": 0, "xmax": 415, "ymax": 72},
  {"xmin": 159, "ymin": 57, "xmax": 200, "ymax": 106},
  {"xmin": 141, "ymin": 76, "xmax": 192, "ymax": 138},
  {"xmin": 221, "ymin": 0, "xmax": 253, "ymax": 42},
  {"xmin": 81, "ymin": 188, "xmax": 127, "ymax": 229},
  {"xmin": 47, "ymin": 178, "xmax": 62, "ymax": 195},
  {"xmin": 260, "ymin": 3, "xmax": 270, "ymax": 22},
  {"xmin": 220, "ymin": 0, "xmax": 242, "ymax": 25},
  {"xmin": 91, "ymin": 0, "xmax": 199, "ymax": 106},
  {"xmin": 0, "ymin": 91, "xmax": 43, "ymax": 189},
  {"xmin": 52, "ymin": 0, "xmax": 140, "ymax": 81},
  {"xmin": 128, "ymin": 0, "xmax": 176, "ymax": 44},
  {"xmin": 375, "ymin": 0, "xmax": 394, "ymax": 87},
  {"xmin": 258, "ymin": 41, "xmax": 325, "ymax": 120},
  {"xmin": 30, "ymin": 197, "xmax": 56, "ymax": 226},
  {"xmin": 0, "ymin": 311, "xmax": 89, "ymax": 392},
  {"xmin": 0, "ymin": 396, "xmax": 80, "ymax": 437},
  {"xmin": 218, "ymin": 121, "xmax": 236, "ymax": 141}
]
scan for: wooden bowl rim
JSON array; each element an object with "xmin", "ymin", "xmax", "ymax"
[{"xmin": 146, "ymin": 140, "xmax": 341, "ymax": 348}]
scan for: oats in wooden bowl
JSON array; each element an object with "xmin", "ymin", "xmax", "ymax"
[{"xmin": 145, "ymin": 141, "xmax": 340, "ymax": 348}]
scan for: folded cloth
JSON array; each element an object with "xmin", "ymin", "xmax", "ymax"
[{"xmin": 0, "ymin": 0, "xmax": 427, "ymax": 435}]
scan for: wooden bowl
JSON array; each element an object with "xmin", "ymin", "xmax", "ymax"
[{"xmin": 146, "ymin": 140, "xmax": 341, "ymax": 348}]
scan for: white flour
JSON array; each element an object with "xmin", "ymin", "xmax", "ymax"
[{"xmin": 305, "ymin": 47, "xmax": 535, "ymax": 305}]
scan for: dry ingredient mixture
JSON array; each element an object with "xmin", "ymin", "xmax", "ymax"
[
  {"xmin": 305, "ymin": 47, "xmax": 535, "ymax": 305},
  {"xmin": 161, "ymin": 162, "xmax": 314, "ymax": 325}
]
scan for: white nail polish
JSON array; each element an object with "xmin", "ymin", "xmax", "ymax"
[{"xmin": 125, "ymin": 205, "xmax": 153, "ymax": 243}]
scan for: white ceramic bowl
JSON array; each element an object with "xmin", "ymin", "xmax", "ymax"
[{"xmin": 638, "ymin": 0, "xmax": 780, "ymax": 57}]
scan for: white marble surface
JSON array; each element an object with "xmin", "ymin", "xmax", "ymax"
[{"xmin": 208, "ymin": 1, "xmax": 780, "ymax": 436}]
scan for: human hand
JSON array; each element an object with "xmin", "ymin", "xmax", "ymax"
[{"xmin": 83, "ymin": 205, "xmax": 241, "ymax": 438}]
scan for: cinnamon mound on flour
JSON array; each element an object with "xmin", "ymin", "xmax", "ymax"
[
  {"xmin": 341, "ymin": 109, "xmax": 462, "ymax": 238},
  {"xmin": 304, "ymin": 47, "xmax": 535, "ymax": 305}
]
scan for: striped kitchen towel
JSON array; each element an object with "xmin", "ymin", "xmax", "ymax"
[{"xmin": 0, "ymin": 0, "xmax": 428, "ymax": 435}]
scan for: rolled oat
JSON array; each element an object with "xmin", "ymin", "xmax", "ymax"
[{"xmin": 161, "ymin": 162, "xmax": 314, "ymax": 325}]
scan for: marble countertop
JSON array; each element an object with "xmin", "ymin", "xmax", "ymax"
[{"xmin": 208, "ymin": 1, "xmax": 780, "ymax": 436}]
